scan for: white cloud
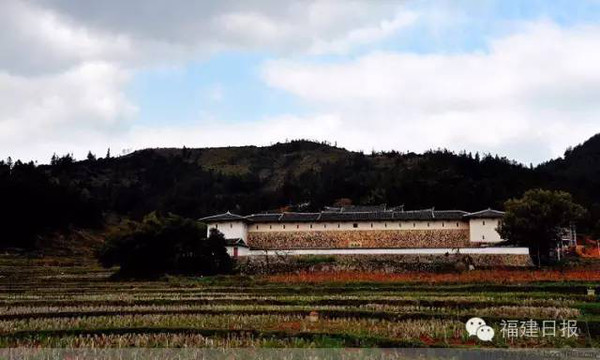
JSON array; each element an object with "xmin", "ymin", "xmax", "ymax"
[
  {"xmin": 262, "ymin": 22, "xmax": 600, "ymax": 164},
  {"xmin": 309, "ymin": 11, "xmax": 418, "ymax": 55},
  {"xmin": 0, "ymin": 0, "xmax": 416, "ymax": 162},
  {"xmin": 0, "ymin": 62, "xmax": 137, "ymax": 161}
]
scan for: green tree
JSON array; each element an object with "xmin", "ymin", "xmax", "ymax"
[
  {"xmin": 499, "ymin": 189, "xmax": 586, "ymax": 266},
  {"xmin": 98, "ymin": 212, "xmax": 232, "ymax": 278}
]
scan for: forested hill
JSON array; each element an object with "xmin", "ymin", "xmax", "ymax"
[
  {"xmin": 2, "ymin": 136, "xmax": 600, "ymax": 249},
  {"xmin": 41, "ymin": 141, "xmax": 540, "ymax": 219}
]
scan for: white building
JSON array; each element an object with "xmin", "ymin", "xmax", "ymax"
[{"xmin": 200, "ymin": 206, "xmax": 526, "ymax": 258}]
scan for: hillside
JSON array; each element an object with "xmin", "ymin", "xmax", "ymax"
[
  {"xmin": 43, "ymin": 140, "xmax": 541, "ymax": 218},
  {"xmin": 538, "ymin": 133, "xmax": 600, "ymax": 218},
  {"xmin": 2, "ymin": 136, "xmax": 600, "ymax": 250}
]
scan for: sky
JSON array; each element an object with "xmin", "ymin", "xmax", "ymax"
[{"xmin": 1, "ymin": 0, "xmax": 600, "ymax": 165}]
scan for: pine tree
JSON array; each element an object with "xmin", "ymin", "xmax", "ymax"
[{"xmin": 87, "ymin": 151, "xmax": 97, "ymax": 162}]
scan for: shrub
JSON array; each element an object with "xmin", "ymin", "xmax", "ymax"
[{"xmin": 98, "ymin": 213, "xmax": 232, "ymax": 278}]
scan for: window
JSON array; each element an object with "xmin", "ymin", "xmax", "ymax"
[
  {"xmin": 384, "ymin": 223, "xmax": 387, "ymax": 228},
  {"xmin": 442, "ymin": 222, "xmax": 445, "ymax": 227},
  {"xmin": 427, "ymin": 222, "xmax": 430, "ymax": 227},
  {"xmin": 230, "ymin": 223, "xmax": 233, "ymax": 228},
  {"xmin": 413, "ymin": 223, "xmax": 416, "ymax": 228},
  {"xmin": 337, "ymin": 223, "xmax": 340, "ymax": 228},
  {"xmin": 482, "ymin": 235, "xmax": 486, "ymax": 240},
  {"xmin": 215, "ymin": 224, "xmax": 219, "ymax": 229},
  {"xmin": 456, "ymin": 222, "xmax": 459, "ymax": 227},
  {"xmin": 296, "ymin": 224, "xmax": 299, "ymax": 229},
  {"xmin": 283, "ymin": 225, "xmax": 286, "ymax": 229},
  {"xmin": 269, "ymin": 225, "xmax": 272, "ymax": 229},
  {"xmin": 399, "ymin": 223, "xmax": 402, "ymax": 228},
  {"xmin": 256, "ymin": 225, "xmax": 259, "ymax": 230},
  {"xmin": 310, "ymin": 224, "xmax": 313, "ymax": 229},
  {"xmin": 353, "ymin": 223, "xmax": 358, "ymax": 228},
  {"xmin": 483, "ymin": 220, "xmax": 486, "ymax": 225},
  {"xmin": 370, "ymin": 223, "xmax": 373, "ymax": 228}
]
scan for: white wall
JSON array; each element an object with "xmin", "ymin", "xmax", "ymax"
[
  {"xmin": 247, "ymin": 220, "xmax": 469, "ymax": 232},
  {"xmin": 225, "ymin": 245, "xmax": 250, "ymax": 258},
  {"xmin": 241, "ymin": 247, "xmax": 528, "ymax": 256},
  {"xmin": 207, "ymin": 221, "xmax": 247, "ymax": 241},
  {"xmin": 469, "ymin": 218, "xmax": 503, "ymax": 243}
]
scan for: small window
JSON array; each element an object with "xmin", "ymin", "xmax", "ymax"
[
  {"xmin": 215, "ymin": 224, "xmax": 219, "ymax": 229},
  {"xmin": 427, "ymin": 222, "xmax": 430, "ymax": 227},
  {"xmin": 256, "ymin": 225, "xmax": 259, "ymax": 230},
  {"xmin": 310, "ymin": 224, "xmax": 313, "ymax": 229},
  {"xmin": 483, "ymin": 220, "xmax": 486, "ymax": 225},
  {"xmin": 296, "ymin": 224, "xmax": 299, "ymax": 229},
  {"xmin": 370, "ymin": 223, "xmax": 373, "ymax": 228},
  {"xmin": 353, "ymin": 223, "xmax": 358, "ymax": 228},
  {"xmin": 269, "ymin": 225, "xmax": 272, "ymax": 229},
  {"xmin": 413, "ymin": 223, "xmax": 416, "ymax": 228},
  {"xmin": 482, "ymin": 235, "xmax": 486, "ymax": 240},
  {"xmin": 442, "ymin": 222, "xmax": 445, "ymax": 227},
  {"xmin": 399, "ymin": 223, "xmax": 402, "ymax": 228},
  {"xmin": 230, "ymin": 223, "xmax": 233, "ymax": 228},
  {"xmin": 456, "ymin": 222, "xmax": 459, "ymax": 227},
  {"xmin": 337, "ymin": 223, "xmax": 340, "ymax": 228},
  {"xmin": 384, "ymin": 223, "xmax": 387, "ymax": 228},
  {"xmin": 283, "ymin": 225, "xmax": 286, "ymax": 229}
]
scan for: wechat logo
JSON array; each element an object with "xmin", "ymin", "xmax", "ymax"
[{"xmin": 466, "ymin": 317, "xmax": 495, "ymax": 341}]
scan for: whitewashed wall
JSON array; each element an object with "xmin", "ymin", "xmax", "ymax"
[
  {"xmin": 247, "ymin": 220, "xmax": 469, "ymax": 233},
  {"xmin": 207, "ymin": 221, "xmax": 248, "ymax": 241},
  {"xmin": 242, "ymin": 247, "xmax": 528, "ymax": 256},
  {"xmin": 469, "ymin": 218, "xmax": 503, "ymax": 243},
  {"xmin": 225, "ymin": 245, "xmax": 250, "ymax": 257}
]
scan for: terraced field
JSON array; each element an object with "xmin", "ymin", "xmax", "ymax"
[{"xmin": 0, "ymin": 255, "xmax": 599, "ymax": 348}]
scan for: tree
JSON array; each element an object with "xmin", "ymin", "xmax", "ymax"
[
  {"xmin": 98, "ymin": 213, "xmax": 232, "ymax": 278},
  {"xmin": 498, "ymin": 189, "xmax": 586, "ymax": 266},
  {"xmin": 87, "ymin": 151, "xmax": 97, "ymax": 162}
]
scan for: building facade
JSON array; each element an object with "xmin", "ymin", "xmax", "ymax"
[{"xmin": 199, "ymin": 206, "xmax": 522, "ymax": 257}]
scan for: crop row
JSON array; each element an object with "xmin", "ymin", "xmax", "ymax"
[
  {"xmin": 0, "ymin": 314, "xmax": 464, "ymax": 341},
  {"xmin": 0, "ymin": 304, "xmax": 580, "ymax": 321},
  {"xmin": 0, "ymin": 296, "xmax": 578, "ymax": 311}
]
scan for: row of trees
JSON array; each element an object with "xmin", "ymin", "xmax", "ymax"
[{"xmin": 0, "ymin": 159, "xmax": 101, "ymax": 249}]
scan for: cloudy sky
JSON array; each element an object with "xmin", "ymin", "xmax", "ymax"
[{"xmin": 2, "ymin": 0, "xmax": 600, "ymax": 164}]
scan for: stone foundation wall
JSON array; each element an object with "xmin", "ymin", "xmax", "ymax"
[
  {"xmin": 247, "ymin": 229, "xmax": 470, "ymax": 249},
  {"xmin": 238, "ymin": 254, "xmax": 533, "ymax": 275}
]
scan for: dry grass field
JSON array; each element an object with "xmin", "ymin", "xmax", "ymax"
[{"xmin": 0, "ymin": 254, "xmax": 599, "ymax": 348}]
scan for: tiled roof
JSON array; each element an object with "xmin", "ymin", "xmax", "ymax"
[
  {"xmin": 200, "ymin": 207, "xmax": 501, "ymax": 223},
  {"xmin": 245, "ymin": 213, "xmax": 282, "ymax": 222},
  {"xmin": 223, "ymin": 238, "xmax": 248, "ymax": 247},
  {"xmin": 198, "ymin": 211, "xmax": 245, "ymax": 222},
  {"xmin": 279, "ymin": 213, "xmax": 320, "ymax": 222},
  {"xmin": 244, "ymin": 209, "xmax": 469, "ymax": 222},
  {"xmin": 464, "ymin": 209, "xmax": 505, "ymax": 219}
]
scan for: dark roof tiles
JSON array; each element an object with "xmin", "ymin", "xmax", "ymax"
[
  {"xmin": 199, "ymin": 211, "xmax": 245, "ymax": 222},
  {"xmin": 201, "ymin": 208, "xmax": 502, "ymax": 223},
  {"xmin": 464, "ymin": 209, "xmax": 505, "ymax": 219}
]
